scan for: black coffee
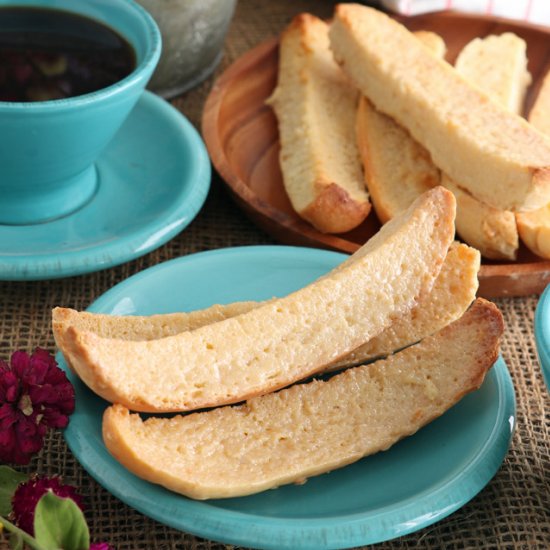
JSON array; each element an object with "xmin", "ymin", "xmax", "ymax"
[{"xmin": 0, "ymin": 7, "xmax": 136, "ymax": 101}]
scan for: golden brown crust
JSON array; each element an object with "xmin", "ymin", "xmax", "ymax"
[
  {"xmin": 269, "ymin": 12, "xmax": 370, "ymax": 234},
  {"xmin": 52, "ymin": 308, "xmax": 75, "ymax": 371},
  {"xmin": 283, "ymin": 12, "xmax": 319, "ymax": 44},
  {"xmin": 299, "ymin": 181, "xmax": 372, "ymax": 233},
  {"xmin": 450, "ymin": 298, "xmax": 503, "ymax": 389}
]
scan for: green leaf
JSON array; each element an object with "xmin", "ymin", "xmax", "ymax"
[
  {"xmin": 0, "ymin": 466, "xmax": 29, "ymax": 516},
  {"xmin": 33, "ymin": 491, "xmax": 89, "ymax": 550}
]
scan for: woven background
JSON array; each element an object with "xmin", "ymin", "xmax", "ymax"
[{"xmin": 1, "ymin": 0, "xmax": 549, "ymax": 548}]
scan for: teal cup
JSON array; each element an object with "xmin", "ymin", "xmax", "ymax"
[{"xmin": 0, "ymin": 0, "xmax": 161, "ymax": 225}]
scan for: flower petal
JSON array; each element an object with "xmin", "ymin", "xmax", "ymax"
[
  {"xmin": 28, "ymin": 348, "xmax": 55, "ymax": 384},
  {"xmin": 0, "ymin": 402, "xmax": 17, "ymax": 429},
  {"xmin": 0, "ymin": 371, "xmax": 19, "ymax": 403},
  {"xmin": 10, "ymin": 351, "xmax": 30, "ymax": 378}
]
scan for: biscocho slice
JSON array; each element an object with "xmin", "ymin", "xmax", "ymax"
[{"xmin": 102, "ymin": 298, "xmax": 503, "ymax": 500}]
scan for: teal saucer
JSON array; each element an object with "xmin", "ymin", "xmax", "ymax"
[
  {"xmin": 0, "ymin": 91, "xmax": 210, "ymax": 280},
  {"xmin": 60, "ymin": 246, "xmax": 516, "ymax": 549},
  {"xmin": 534, "ymin": 285, "xmax": 550, "ymax": 390}
]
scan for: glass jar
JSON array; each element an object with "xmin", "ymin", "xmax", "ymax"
[{"xmin": 136, "ymin": 0, "xmax": 237, "ymax": 98}]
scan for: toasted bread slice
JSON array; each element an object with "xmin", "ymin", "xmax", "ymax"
[
  {"xmin": 516, "ymin": 204, "xmax": 550, "ymax": 258},
  {"xmin": 439, "ymin": 33, "xmax": 530, "ymax": 260},
  {"xmin": 356, "ymin": 99, "xmax": 439, "ymax": 224},
  {"xmin": 355, "ymin": 32, "xmax": 445, "ymax": 224},
  {"xmin": 61, "ymin": 187, "xmax": 455, "ymax": 412},
  {"xmin": 516, "ymin": 72, "xmax": 550, "ymax": 258},
  {"xmin": 441, "ymin": 176, "xmax": 518, "ymax": 260},
  {"xmin": 413, "ymin": 30, "xmax": 447, "ymax": 58},
  {"xmin": 455, "ymin": 33, "xmax": 531, "ymax": 114},
  {"xmin": 266, "ymin": 13, "xmax": 370, "ymax": 233},
  {"xmin": 53, "ymin": 242, "xmax": 480, "ymax": 372},
  {"xmin": 330, "ymin": 5, "xmax": 550, "ymax": 212},
  {"xmin": 528, "ymin": 69, "xmax": 550, "ymax": 135},
  {"xmin": 52, "ymin": 302, "xmax": 259, "ymax": 344},
  {"xmin": 102, "ymin": 298, "xmax": 503, "ymax": 500}
]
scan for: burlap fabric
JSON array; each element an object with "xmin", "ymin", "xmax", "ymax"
[{"xmin": 1, "ymin": 1, "xmax": 549, "ymax": 548}]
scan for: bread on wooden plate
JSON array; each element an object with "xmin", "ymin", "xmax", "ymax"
[
  {"xmin": 455, "ymin": 33, "xmax": 531, "ymax": 114},
  {"xmin": 355, "ymin": 32, "xmax": 445, "ymax": 224},
  {"xmin": 527, "ymin": 69, "xmax": 550, "ymax": 136},
  {"xmin": 516, "ymin": 72, "xmax": 550, "ymax": 259},
  {"xmin": 102, "ymin": 298, "xmax": 503, "ymax": 500},
  {"xmin": 330, "ymin": 4, "xmax": 550, "ymax": 212},
  {"xmin": 441, "ymin": 175, "xmax": 518, "ymax": 260},
  {"xmin": 59, "ymin": 187, "xmax": 456, "ymax": 412},
  {"xmin": 516, "ymin": 203, "xmax": 550, "ymax": 258},
  {"xmin": 266, "ymin": 13, "xmax": 370, "ymax": 234},
  {"xmin": 356, "ymin": 96, "xmax": 439, "ymax": 224},
  {"xmin": 413, "ymin": 30, "xmax": 446, "ymax": 58},
  {"xmin": 438, "ymin": 33, "xmax": 530, "ymax": 260}
]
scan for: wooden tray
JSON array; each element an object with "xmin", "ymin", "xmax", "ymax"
[{"xmin": 202, "ymin": 11, "xmax": 550, "ymax": 298}]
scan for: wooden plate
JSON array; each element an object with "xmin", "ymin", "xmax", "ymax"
[{"xmin": 202, "ymin": 11, "xmax": 550, "ymax": 297}]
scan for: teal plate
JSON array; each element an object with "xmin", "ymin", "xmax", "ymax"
[
  {"xmin": 534, "ymin": 285, "xmax": 550, "ymax": 390},
  {"xmin": 60, "ymin": 246, "xmax": 516, "ymax": 549},
  {"xmin": 0, "ymin": 91, "xmax": 210, "ymax": 281}
]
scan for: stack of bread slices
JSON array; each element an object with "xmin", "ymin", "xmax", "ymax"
[
  {"xmin": 54, "ymin": 186, "xmax": 505, "ymax": 500},
  {"xmin": 268, "ymin": 4, "xmax": 550, "ymax": 261}
]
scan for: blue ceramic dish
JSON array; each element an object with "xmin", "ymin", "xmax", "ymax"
[
  {"xmin": 534, "ymin": 285, "xmax": 550, "ymax": 390},
  {"xmin": 60, "ymin": 246, "xmax": 516, "ymax": 549},
  {"xmin": 0, "ymin": 91, "xmax": 210, "ymax": 280}
]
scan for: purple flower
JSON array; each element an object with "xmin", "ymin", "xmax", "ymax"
[{"xmin": 0, "ymin": 348, "xmax": 75, "ymax": 465}]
